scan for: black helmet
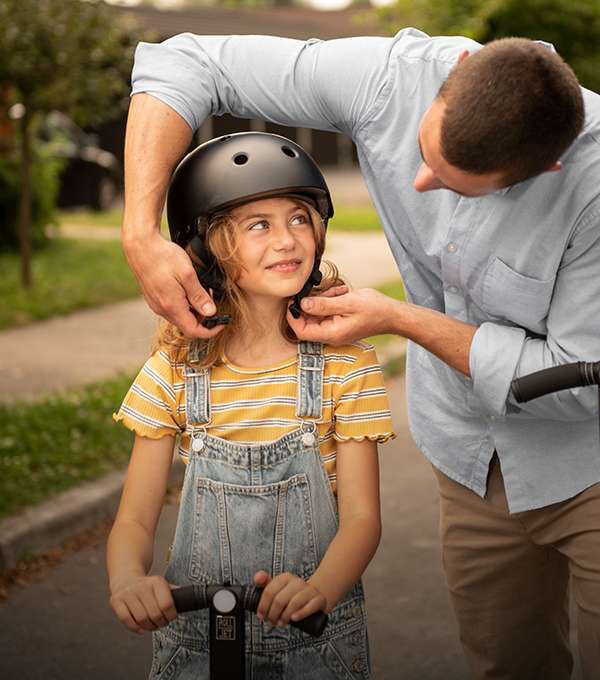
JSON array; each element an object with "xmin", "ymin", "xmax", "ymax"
[{"xmin": 166, "ymin": 131, "xmax": 334, "ymax": 318}]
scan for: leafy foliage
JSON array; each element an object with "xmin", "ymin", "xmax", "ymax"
[
  {"xmin": 0, "ymin": 0, "xmax": 154, "ymax": 128},
  {"xmin": 0, "ymin": 0, "xmax": 156, "ymax": 264},
  {"xmin": 376, "ymin": 0, "xmax": 600, "ymax": 91},
  {"xmin": 0, "ymin": 145, "xmax": 64, "ymax": 252}
]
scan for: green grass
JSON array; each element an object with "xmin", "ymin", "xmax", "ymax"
[
  {"xmin": 376, "ymin": 279, "xmax": 406, "ymax": 302},
  {"xmin": 0, "ymin": 373, "xmax": 137, "ymax": 518},
  {"xmin": 57, "ymin": 207, "xmax": 169, "ymax": 231},
  {"xmin": 0, "ymin": 239, "xmax": 140, "ymax": 330},
  {"xmin": 57, "ymin": 207, "xmax": 124, "ymax": 228},
  {"xmin": 328, "ymin": 206, "xmax": 382, "ymax": 232},
  {"xmin": 57, "ymin": 205, "xmax": 382, "ymax": 233}
]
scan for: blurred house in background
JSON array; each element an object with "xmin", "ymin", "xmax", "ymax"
[{"xmin": 96, "ymin": 3, "xmax": 386, "ymax": 172}]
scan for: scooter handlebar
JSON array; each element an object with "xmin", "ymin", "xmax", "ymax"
[
  {"xmin": 170, "ymin": 584, "xmax": 328, "ymax": 637},
  {"xmin": 511, "ymin": 361, "xmax": 600, "ymax": 403}
]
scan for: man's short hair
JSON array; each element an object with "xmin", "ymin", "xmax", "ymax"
[{"xmin": 438, "ymin": 37, "xmax": 584, "ymax": 186}]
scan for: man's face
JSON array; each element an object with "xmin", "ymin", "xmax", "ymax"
[{"xmin": 414, "ymin": 98, "xmax": 507, "ymax": 197}]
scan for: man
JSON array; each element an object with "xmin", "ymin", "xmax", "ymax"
[{"xmin": 121, "ymin": 28, "xmax": 600, "ymax": 679}]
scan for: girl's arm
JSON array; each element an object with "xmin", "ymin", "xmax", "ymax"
[
  {"xmin": 307, "ymin": 438, "xmax": 381, "ymax": 614},
  {"xmin": 106, "ymin": 434, "xmax": 176, "ymax": 633}
]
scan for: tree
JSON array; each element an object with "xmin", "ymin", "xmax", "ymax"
[
  {"xmin": 0, "ymin": 0, "xmax": 155, "ymax": 288},
  {"xmin": 375, "ymin": 0, "xmax": 600, "ymax": 93}
]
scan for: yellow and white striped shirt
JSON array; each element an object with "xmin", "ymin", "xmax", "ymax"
[{"xmin": 114, "ymin": 342, "xmax": 395, "ymax": 496}]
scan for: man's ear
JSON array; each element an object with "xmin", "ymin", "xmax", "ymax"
[{"xmin": 457, "ymin": 50, "xmax": 470, "ymax": 65}]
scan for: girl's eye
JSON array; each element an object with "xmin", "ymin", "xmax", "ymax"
[
  {"xmin": 249, "ymin": 220, "xmax": 269, "ymax": 231},
  {"xmin": 291, "ymin": 214, "xmax": 308, "ymax": 226}
]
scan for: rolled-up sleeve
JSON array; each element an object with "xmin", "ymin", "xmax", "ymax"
[
  {"xmin": 131, "ymin": 33, "xmax": 393, "ymax": 136},
  {"xmin": 470, "ymin": 202, "xmax": 600, "ymax": 420}
]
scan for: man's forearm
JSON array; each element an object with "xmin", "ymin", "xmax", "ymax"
[
  {"xmin": 122, "ymin": 93, "xmax": 194, "ymax": 244},
  {"xmin": 391, "ymin": 300, "xmax": 478, "ymax": 377}
]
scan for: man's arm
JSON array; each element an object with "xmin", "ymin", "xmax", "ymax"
[
  {"xmin": 123, "ymin": 33, "xmax": 396, "ymax": 335},
  {"xmin": 122, "ymin": 94, "xmax": 220, "ymax": 337},
  {"xmin": 288, "ymin": 288, "xmax": 476, "ymax": 377},
  {"xmin": 290, "ymin": 203, "xmax": 600, "ymax": 421}
]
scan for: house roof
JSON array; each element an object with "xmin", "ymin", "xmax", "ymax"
[{"xmin": 112, "ymin": 3, "xmax": 388, "ymax": 41}]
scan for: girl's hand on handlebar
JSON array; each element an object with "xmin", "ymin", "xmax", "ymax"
[
  {"xmin": 109, "ymin": 574, "xmax": 177, "ymax": 635},
  {"xmin": 253, "ymin": 570, "xmax": 326, "ymax": 628}
]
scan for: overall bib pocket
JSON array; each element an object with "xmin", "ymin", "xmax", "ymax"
[{"xmin": 189, "ymin": 472, "xmax": 319, "ymax": 585}]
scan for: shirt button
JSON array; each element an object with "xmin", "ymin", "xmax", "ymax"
[
  {"xmin": 447, "ymin": 285, "xmax": 458, "ymax": 293},
  {"xmin": 447, "ymin": 242, "xmax": 457, "ymax": 253}
]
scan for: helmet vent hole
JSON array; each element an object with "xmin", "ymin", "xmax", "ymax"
[
  {"xmin": 233, "ymin": 153, "xmax": 248, "ymax": 165},
  {"xmin": 281, "ymin": 146, "xmax": 297, "ymax": 158}
]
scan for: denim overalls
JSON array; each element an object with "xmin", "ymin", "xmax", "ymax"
[{"xmin": 149, "ymin": 341, "xmax": 372, "ymax": 680}]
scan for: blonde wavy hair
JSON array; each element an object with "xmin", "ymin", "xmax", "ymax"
[{"xmin": 152, "ymin": 198, "xmax": 345, "ymax": 369}]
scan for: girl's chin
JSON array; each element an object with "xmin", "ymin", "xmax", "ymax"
[{"xmin": 242, "ymin": 286, "xmax": 303, "ymax": 303}]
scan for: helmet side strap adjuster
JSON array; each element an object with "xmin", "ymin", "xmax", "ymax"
[{"xmin": 289, "ymin": 261, "xmax": 323, "ymax": 319}]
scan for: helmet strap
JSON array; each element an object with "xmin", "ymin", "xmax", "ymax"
[{"xmin": 289, "ymin": 259, "xmax": 323, "ymax": 319}]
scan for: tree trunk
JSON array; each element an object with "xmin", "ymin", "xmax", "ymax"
[{"xmin": 17, "ymin": 108, "xmax": 33, "ymax": 288}]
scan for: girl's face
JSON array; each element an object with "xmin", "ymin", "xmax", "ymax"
[{"xmin": 230, "ymin": 197, "xmax": 317, "ymax": 303}]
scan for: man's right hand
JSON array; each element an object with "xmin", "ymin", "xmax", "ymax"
[{"xmin": 122, "ymin": 229, "xmax": 225, "ymax": 339}]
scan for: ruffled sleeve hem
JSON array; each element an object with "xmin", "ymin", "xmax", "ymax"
[
  {"xmin": 333, "ymin": 431, "xmax": 396, "ymax": 444},
  {"xmin": 112, "ymin": 412, "xmax": 179, "ymax": 440}
]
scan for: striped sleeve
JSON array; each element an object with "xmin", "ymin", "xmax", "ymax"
[
  {"xmin": 113, "ymin": 350, "xmax": 185, "ymax": 439},
  {"xmin": 333, "ymin": 343, "xmax": 395, "ymax": 444}
]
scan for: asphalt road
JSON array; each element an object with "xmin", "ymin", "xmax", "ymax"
[{"xmin": 0, "ymin": 375, "xmax": 582, "ymax": 679}]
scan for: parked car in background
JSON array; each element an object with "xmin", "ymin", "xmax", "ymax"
[{"xmin": 40, "ymin": 111, "xmax": 122, "ymax": 211}]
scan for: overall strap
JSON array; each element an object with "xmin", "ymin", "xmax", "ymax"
[
  {"xmin": 296, "ymin": 341, "xmax": 325, "ymax": 419},
  {"xmin": 185, "ymin": 340, "xmax": 211, "ymax": 425}
]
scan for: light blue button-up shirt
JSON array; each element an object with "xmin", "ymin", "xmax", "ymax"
[{"xmin": 131, "ymin": 28, "xmax": 600, "ymax": 512}]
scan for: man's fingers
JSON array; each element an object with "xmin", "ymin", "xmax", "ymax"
[
  {"xmin": 179, "ymin": 266, "xmax": 216, "ymax": 317},
  {"xmin": 169, "ymin": 304, "xmax": 224, "ymax": 340},
  {"xmin": 286, "ymin": 308, "xmax": 336, "ymax": 343},
  {"xmin": 318, "ymin": 285, "xmax": 349, "ymax": 298},
  {"xmin": 300, "ymin": 293, "xmax": 350, "ymax": 317}
]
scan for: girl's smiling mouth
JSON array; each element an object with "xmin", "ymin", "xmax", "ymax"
[{"xmin": 266, "ymin": 259, "xmax": 302, "ymax": 272}]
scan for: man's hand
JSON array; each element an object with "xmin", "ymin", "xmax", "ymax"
[
  {"xmin": 287, "ymin": 288, "xmax": 398, "ymax": 345},
  {"xmin": 122, "ymin": 230, "xmax": 225, "ymax": 339}
]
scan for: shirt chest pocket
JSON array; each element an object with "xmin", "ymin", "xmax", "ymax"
[{"xmin": 482, "ymin": 257, "xmax": 556, "ymax": 334}]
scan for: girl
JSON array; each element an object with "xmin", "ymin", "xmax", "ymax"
[{"xmin": 107, "ymin": 132, "xmax": 394, "ymax": 679}]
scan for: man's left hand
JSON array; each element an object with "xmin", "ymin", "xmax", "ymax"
[{"xmin": 287, "ymin": 288, "xmax": 398, "ymax": 345}]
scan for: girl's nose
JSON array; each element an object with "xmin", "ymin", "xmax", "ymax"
[{"xmin": 272, "ymin": 224, "xmax": 296, "ymax": 250}]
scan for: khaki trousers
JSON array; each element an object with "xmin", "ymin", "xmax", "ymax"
[{"xmin": 432, "ymin": 455, "xmax": 600, "ymax": 680}]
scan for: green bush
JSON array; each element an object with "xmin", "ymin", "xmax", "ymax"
[
  {"xmin": 477, "ymin": 0, "xmax": 600, "ymax": 93},
  {"xmin": 0, "ymin": 144, "xmax": 64, "ymax": 252},
  {"xmin": 377, "ymin": 0, "xmax": 600, "ymax": 92}
]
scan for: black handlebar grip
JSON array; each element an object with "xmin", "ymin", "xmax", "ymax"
[
  {"xmin": 243, "ymin": 585, "xmax": 328, "ymax": 637},
  {"xmin": 511, "ymin": 362, "xmax": 600, "ymax": 403},
  {"xmin": 170, "ymin": 584, "xmax": 328, "ymax": 636},
  {"xmin": 170, "ymin": 584, "xmax": 208, "ymax": 612}
]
